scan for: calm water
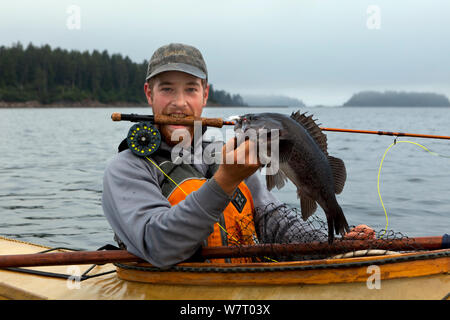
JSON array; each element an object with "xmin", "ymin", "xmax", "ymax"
[{"xmin": 0, "ymin": 106, "xmax": 449, "ymax": 250}]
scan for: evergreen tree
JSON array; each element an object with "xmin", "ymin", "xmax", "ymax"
[{"xmin": 0, "ymin": 42, "xmax": 247, "ymax": 106}]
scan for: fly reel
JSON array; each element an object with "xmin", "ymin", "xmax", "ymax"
[{"xmin": 126, "ymin": 122, "xmax": 161, "ymax": 157}]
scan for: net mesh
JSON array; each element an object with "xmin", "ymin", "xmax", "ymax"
[{"xmin": 217, "ymin": 203, "xmax": 425, "ymax": 262}]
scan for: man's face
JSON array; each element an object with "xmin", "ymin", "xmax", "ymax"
[{"xmin": 144, "ymin": 71, "xmax": 209, "ymax": 145}]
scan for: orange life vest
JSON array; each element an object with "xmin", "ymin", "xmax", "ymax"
[{"xmin": 155, "ymin": 157, "xmax": 257, "ymax": 263}]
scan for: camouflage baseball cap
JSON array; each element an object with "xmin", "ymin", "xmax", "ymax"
[{"xmin": 146, "ymin": 43, "xmax": 208, "ymax": 81}]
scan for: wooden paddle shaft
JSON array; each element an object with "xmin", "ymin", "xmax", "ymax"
[
  {"xmin": 0, "ymin": 250, "xmax": 143, "ymax": 268},
  {"xmin": 202, "ymin": 236, "xmax": 446, "ymax": 259},
  {"xmin": 0, "ymin": 236, "xmax": 446, "ymax": 268}
]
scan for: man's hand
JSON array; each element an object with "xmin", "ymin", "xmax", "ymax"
[
  {"xmin": 343, "ymin": 224, "xmax": 376, "ymax": 240},
  {"xmin": 213, "ymin": 137, "xmax": 261, "ymax": 196}
]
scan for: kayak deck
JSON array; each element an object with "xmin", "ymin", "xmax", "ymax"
[{"xmin": 0, "ymin": 236, "xmax": 449, "ymax": 300}]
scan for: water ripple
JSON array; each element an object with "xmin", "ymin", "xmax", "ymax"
[{"xmin": 1, "ymin": 107, "xmax": 449, "ymax": 249}]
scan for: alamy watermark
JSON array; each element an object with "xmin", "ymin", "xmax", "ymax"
[
  {"xmin": 66, "ymin": 265, "xmax": 81, "ymax": 289},
  {"xmin": 366, "ymin": 5, "xmax": 381, "ymax": 30},
  {"xmin": 66, "ymin": 5, "xmax": 81, "ymax": 30},
  {"xmin": 366, "ymin": 265, "xmax": 381, "ymax": 289}
]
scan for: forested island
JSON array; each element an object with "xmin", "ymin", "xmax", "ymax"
[
  {"xmin": 0, "ymin": 43, "xmax": 246, "ymax": 107},
  {"xmin": 242, "ymin": 94, "xmax": 305, "ymax": 107},
  {"xmin": 343, "ymin": 91, "xmax": 450, "ymax": 107}
]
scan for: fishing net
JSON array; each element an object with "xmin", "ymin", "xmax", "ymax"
[{"xmin": 216, "ymin": 203, "xmax": 426, "ymax": 263}]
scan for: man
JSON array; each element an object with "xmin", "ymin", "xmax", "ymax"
[{"xmin": 102, "ymin": 43, "xmax": 373, "ymax": 268}]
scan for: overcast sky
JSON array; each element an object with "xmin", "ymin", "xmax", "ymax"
[{"xmin": 1, "ymin": 0, "xmax": 449, "ymax": 105}]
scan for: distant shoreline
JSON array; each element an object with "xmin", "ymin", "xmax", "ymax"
[
  {"xmin": 343, "ymin": 105, "xmax": 450, "ymax": 108},
  {"xmin": 0, "ymin": 100, "xmax": 289, "ymax": 109},
  {"xmin": 343, "ymin": 91, "xmax": 450, "ymax": 107},
  {"xmin": 1, "ymin": 102, "xmax": 448, "ymax": 109},
  {"xmin": 0, "ymin": 100, "xmax": 147, "ymax": 108}
]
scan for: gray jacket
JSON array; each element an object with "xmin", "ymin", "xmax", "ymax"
[{"xmin": 102, "ymin": 141, "xmax": 325, "ymax": 268}]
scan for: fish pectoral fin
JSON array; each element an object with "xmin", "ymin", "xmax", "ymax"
[
  {"xmin": 298, "ymin": 190, "xmax": 318, "ymax": 221},
  {"xmin": 327, "ymin": 155, "xmax": 347, "ymax": 194},
  {"xmin": 266, "ymin": 169, "xmax": 288, "ymax": 190}
]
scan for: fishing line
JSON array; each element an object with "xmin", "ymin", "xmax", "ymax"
[
  {"xmin": 145, "ymin": 156, "xmax": 278, "ymax": 262},
  {"xmin": 377, "ymin": 139, "xmax": 449, "ymax": 238},
  {"xmin": 145, "ymin": 156, "xmax": 189, "ymax": 196},
  {"xmin": 145, "ymin": 156, "xmax": 236, "ymax": 239},
  {"xmin": 124, "ymin": 121, "xmax": 275, "ymax": 261}
]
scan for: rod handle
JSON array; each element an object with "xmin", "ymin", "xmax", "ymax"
[
  {"xmin": 111, "ymin": 112, "xmax": 122, "ymax": 121},
  {"xmin": 154, "ymin": 114, "xmax": 225, "ymax": 128},
  {"xmin": 111, "ymin": 113, "xmax": 155, "ymax": 122}
]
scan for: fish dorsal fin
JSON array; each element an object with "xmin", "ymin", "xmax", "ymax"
[
  {"xmin": 327, "ymin": 155, "xmax": 347, "ymax": 194},
  {"xmin": 290, "ymin": 110, "xmax": 328, "ymax": 155}
]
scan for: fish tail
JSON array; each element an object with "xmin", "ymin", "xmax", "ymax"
[{"xmin": 325, "ymin": 203, "xmax": 350, "ymax": 244}]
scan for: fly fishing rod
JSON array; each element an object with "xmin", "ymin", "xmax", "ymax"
[
  {"xmin": 0, "ymin": 235, "xmax": 448, "ymax": 268},
  {"xmin": 112, "ymin": 112, "xmax": 450, "ymax": 140},
  {"xmin": 319, "ymin": 127, "xmax": 450, "ymax": 140}
]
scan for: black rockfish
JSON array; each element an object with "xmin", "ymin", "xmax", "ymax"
[{"xmin": 234, "ymin": 111, "xmax": 349, "ymax": 243}]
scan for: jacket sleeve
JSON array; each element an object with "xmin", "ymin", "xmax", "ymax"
[
  {"xmin": 102, "ymin": 150, "xmax": 231, "ymax": 268},
  {"xmin": 244, "ymin": 173, "xmax": 328, "ymax": 245}
]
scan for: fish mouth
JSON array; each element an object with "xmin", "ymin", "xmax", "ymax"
[
  {"xmin": 234, "ymin": 115, "xmax": 258, "ymax": 131},
  {"xmin": 228, "ymin": 115, "xmax": 241, "ymax": 122}
]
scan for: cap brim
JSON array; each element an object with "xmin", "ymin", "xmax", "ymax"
[{"xmin": 146, "ymin": 63, "xmax": 207, "ymax": 81}]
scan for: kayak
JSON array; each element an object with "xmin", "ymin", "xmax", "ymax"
[{"xmin": 0, "ymin": 235, "xmax": 448, "ymax": 300}]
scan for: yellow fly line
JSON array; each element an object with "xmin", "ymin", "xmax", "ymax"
[
  {"xmin": 145, "ymin": 156, "xmax": 239, "ymax": 241},
  {"xmin": 145, "ymin": 156, "xmax": 278, "ymax": 262},
  {"xmin": 377, "ymin": 140, "xmax": 446, "ymax": 238}
]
